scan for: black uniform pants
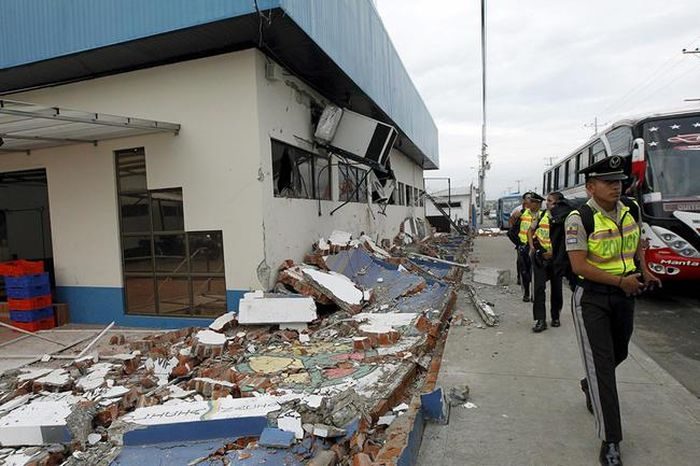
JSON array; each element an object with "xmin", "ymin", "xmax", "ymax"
[
  {"xmin": 516, "ymin": 245, "xmax": 532, "ymax": 296},
  {"xmin": 532, "ymin": 257, "xmax": 563, "ymax": 321},
  {"xmin": 571, "ymin": 284, "xmax": 635, "ymax": 443}
]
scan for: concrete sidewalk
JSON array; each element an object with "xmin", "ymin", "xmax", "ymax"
[{"xmin": 417, "ymin": 236, "xmax": 700, "ymax": 466}]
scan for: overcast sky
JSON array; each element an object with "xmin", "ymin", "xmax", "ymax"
[{"xmin": 376, "ymin": 0, "xmax": 700, "ymax": 198}]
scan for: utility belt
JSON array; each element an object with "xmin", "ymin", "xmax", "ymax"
[{"xmin": 578, "ymin": 270, "xmax": 638, "ymax": 295}]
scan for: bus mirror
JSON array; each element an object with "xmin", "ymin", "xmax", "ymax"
[
  {"xmin": 631, "ymin": 138, "xmax": 645, "ymax": 162},
  {"xmin": 631, "ymin": 138, "xmax": 646, "ymax": 188}
]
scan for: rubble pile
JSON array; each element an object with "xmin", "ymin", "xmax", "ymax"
[{"xmin": 0, "ymin": 231, "xmax": 470, "ymax": 466}]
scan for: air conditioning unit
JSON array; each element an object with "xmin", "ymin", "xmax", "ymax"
[{"xmin": 314, "ymin": 106, "xmax": 398, "ymax": 167}]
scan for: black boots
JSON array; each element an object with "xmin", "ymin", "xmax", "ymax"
[
  {"xmin": 599, "ymin": 442, "xmax": 622, "ymax": 465},
  {"xmin": 580, "ymin": 378, "xmax": 593, "ymax": 414},
  {"xmin": 551, "ymin": 319, "xmax": 561, "ymax": 327},
  {"xmin": 532, "ymin": 320, "xmax": 547, "ymax": 332}
]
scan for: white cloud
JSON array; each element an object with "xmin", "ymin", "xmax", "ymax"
[{"xmin": 377, "ymin": 0, "xmax": 700, "ymax": 197}]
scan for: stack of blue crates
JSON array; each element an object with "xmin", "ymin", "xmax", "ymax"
[{"xmin": 6, "ymin": 272, "xmax": 55, "ymax": 331}]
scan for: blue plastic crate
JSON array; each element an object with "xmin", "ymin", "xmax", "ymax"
[
  {"xmin": 7, "ymin": 283, "xmax": 51, "ymax": 299},
  {"xmin": 10, "ymin": 307, "xmax": 54, "ymax": 323},
  {"xmin": 5, "ymin": 273, "xmax": 50, "ymax": 288}
]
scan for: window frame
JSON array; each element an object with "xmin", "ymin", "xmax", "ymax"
[
  {"xmin": 116, "ymin": 148, "xmax": 226, "ymax": 318},
  {"xmin": 271, "ymin": 139, "xmax": 331, "ymax": 201}
]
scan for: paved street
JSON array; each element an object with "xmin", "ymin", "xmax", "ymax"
[{"xmin": 418, "ymin": 235, "xmax": 700, "ymax": 466}]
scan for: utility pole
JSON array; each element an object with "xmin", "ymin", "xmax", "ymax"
[
  {"xmin": 478, "ymin": 0, "xmax": 489, "ymax": 225},
  {"xmin": 514, "ymin": 179, "xmax": 523, "ymax": 193},
  {"xmin": 682, "ymin": 48, "xmax": 700, "ymax": 54}
]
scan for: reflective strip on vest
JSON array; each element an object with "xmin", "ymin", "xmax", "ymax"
[
  {"xmin": 586, "ymin": 205, "xmax": 640, "ymax": 276},
  {"xmin": 518, "ymin": 209, "xmax": 534, "ymax": 243},
  {"xmin": 535, "ymin": 211, "xmax": 551, "ymax": 251}
]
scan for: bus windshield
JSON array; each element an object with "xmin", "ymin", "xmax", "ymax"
[
  {"xmin": 643, "ymin": 116, "xmax": 700, "ymax": 200},
  {"xmin": 501, "ymin": 197, "xmax": 521, "ymax": 213}
]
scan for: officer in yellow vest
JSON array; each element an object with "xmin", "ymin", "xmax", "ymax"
[
  {"xmin": 528, "ymin": 191, "xmax": 564, "ymax": 332},
  {"xmin": 565, "ymin": 156, "xmax": 661, "ymax": 466},
  {"xmin": 516, "ymin": 193, "xmax": 543, "ymax": 302}
]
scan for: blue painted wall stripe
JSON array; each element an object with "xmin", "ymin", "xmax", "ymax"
[{"xmin": 55, "ymin": 286, "xmax": 246, "ymax": 329}]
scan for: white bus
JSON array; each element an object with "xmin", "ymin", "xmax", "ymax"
[{"xmin": 543, "ymin": 109, "xmax": 700, "ymax": 282}]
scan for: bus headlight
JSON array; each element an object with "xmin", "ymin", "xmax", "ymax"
[{"xmin": 651, "ymin": 226, "xmax": 700, "ymax": 258}]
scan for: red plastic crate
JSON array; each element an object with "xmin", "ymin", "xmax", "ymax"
[
  {"xmin": 0, "ymin": 260, "xmax": 44, "ymax": 277},
  {"xmin": 11, "ymin": 317, "xmax": 55, "ymax": 332},
  {"xmin": 8, "ymin": 295, "xmax": 52, "ymax": 311}
]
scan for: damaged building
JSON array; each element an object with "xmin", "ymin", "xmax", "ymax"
[{"xmin": 0, "ymin": 0, "xmax": 438, "ymax": 327}]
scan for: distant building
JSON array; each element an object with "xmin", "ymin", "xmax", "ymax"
[
  {"xmin": 0, "ymin": 1, "xmax": 437, "ymax": 327},
  {"xmin": 425, "ymin": 186, "xmax": 478, "ymax": 232}
]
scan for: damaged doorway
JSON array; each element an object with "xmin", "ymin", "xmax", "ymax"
[{"xmin": 0, "ymin": 169, "xmax": 54, "ymax": 298}]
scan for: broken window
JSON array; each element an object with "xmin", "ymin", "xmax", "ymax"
[
  {"xmin": 271, "ymin": 140, "xmax": 330, "ymax": 200},
  {"xmin": 397, "ymin": 182, "xmax": 405, "ymax": 205},
  {"xmin": 116, "ymin": 148, "xmax": 226, "ymax": 318},
  {"xmin": 406, "ymin": 184, "xmax": 413, "ymax": 206},
  {"xmin": 339, "ymin": 163, "xmax": 368, "ymax": 203}
]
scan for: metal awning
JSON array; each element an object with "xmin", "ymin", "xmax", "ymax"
[{"xmin": 0, "ymin": 99, "xmax": 180, "ymax": 153}]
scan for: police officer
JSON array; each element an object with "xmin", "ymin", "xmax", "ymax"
[
  {"xmin": 509, "ymin": 192, "xmax": 532, "ymax": 286},
  {"xmin": 516, "ymin": 193, "xmax": 542, "ymax": 302},
  {"xmin": 565, "ymin": 156, "xmax": 661, "ymax": 466},
  {"xmin": 528, "ymin": 191, "xmax": 564, "ymax": 332}
]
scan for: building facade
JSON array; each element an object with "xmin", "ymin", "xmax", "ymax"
[{"xmin": 0, "ymin": 1, "xmax": 437, "ymax": 327}]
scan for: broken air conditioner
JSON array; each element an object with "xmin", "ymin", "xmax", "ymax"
[{"xmin": 314, "ymin": 105, "xmax": 398, "ymax": 168}]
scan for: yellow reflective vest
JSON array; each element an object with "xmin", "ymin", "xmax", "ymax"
[
  {"xmin": 518, "ymin": 209, "xmax": 535, "ymax": 244},
  {"xmin": 586, "ymin": 204, "xmax": 640, "ymax": 276},
  {"xmin": 535, "ymin": 211, "xmax": 551, "ymax": 252}
]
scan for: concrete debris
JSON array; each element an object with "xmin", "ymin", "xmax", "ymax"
[
  {"xmin": 0, "ymin": 230, "xmax": 472, "ymax": 465},
  {"xmin": 448, "ymin": 384, "xmax": 471, "ymax": 405},
  {"xmin": 464, "ymin": 283, "xmax": 499, "ymax": 326},
  {"xmin": 470, "ymin": 266, "xmax": 511, "ymax": 286},
  {"xmin": 238, "ymin": 292, "xmax": 317, "ymax": 325}
]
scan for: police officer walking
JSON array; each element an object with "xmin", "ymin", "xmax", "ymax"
[
  {"xmin": 565, "ymin": 155, "xmax": 661, "ymax": 466},
  {"xmin": 528, "ymin": 191, "xmax": 564, "ymax": 332}
]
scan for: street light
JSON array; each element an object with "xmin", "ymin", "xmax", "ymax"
[{"xmin": 424, "ymin": 177, "xmax": 452, "ymax": 219}]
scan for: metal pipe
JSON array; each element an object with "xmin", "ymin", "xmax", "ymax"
[
  {"xmin": 74, "ymin": 321, "xmax": 115, "ymax": 359},
  {"xmin": 0, "ymin": 321, "xmax": 65, "ymax": 345}
]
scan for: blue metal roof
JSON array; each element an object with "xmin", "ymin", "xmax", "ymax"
[{"xmin": 0, "ymin": 0, "xmax": 438, "ymax": 167}]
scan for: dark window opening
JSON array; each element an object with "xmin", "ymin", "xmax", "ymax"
[
  {"xmin": 272, "ymin": 140, "xmax": 331, "ymax": 200},
  {"xmin": 339, "ymin": 163, "xmax": 368, "ymax": 203},
  {"xmin": 116, "ymin": 148, "xmax": 226, "ymax": 318}
]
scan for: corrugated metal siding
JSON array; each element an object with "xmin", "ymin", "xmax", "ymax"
[
  {"xmin": 280, "ymin": 0, "xmax": 438, "ymax": 167},
  {"xmin": 0, "ymin": 0, "xmax": 278, "ymax": 68}
]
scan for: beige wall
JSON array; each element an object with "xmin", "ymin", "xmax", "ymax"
[
  {"xmin": 0, "ymin": 51, "xmax": 265, "ymax": 290},
  {"xmin": 253, "ymin": 52, "xmax": 426, "ymax": 283},
  {"xmin": 0, "ymin": 49, "xmax": 429, "ymax": 296}
]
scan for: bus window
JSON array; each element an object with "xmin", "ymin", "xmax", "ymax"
[
  {"xmin": 577, "ymin": 147, "xmax": 591, "ymax": 184},
  {"xmin": 553, "ymin": 166, "xmax": 560, "ymax": 190},
  {"xmin": 568, "ymin": 157, "xmax": 576, "ymax": 187},
  {"xmin": 564, "ymin": 160, "xmax": 570, "ymax": 187},
  {"xmin": 574, "ymin": 153, "xmax": 581, "ymax": 184},
  {"xmin": 592, "ymin": 140, "xmax": 606, "ymax": 162},
  {"xmin": 606, "ymin": 126, "xmax": 633, "ymax": 156}
]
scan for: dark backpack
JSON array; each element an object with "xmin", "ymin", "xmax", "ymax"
[
  {"xmin": 506, "ymin": 215, "xmax": 522, "ymax": 246},
  {"xmin": 550, "ymin": 197, "xmax": 640, "ymax": 289}
]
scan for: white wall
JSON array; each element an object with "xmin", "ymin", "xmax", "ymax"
[
  {"xmin": 0, "ymin": 51, "xmax": 266, "ymax": 290},
  {"xmin": 253, "ymin": 52, "xmax": 427, "ymax": 282},
  {"xmin": 425, "ymin": 194, "xmax": 472, "ymax": 222}
]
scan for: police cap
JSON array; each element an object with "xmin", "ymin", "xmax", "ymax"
[
  {"xmin": 578, "ymin": 155, "xmax": 629, "ymax": 181},
  {"xmin": 528, "ymin": 192, "xmax": 545, "ymax": 202}
]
